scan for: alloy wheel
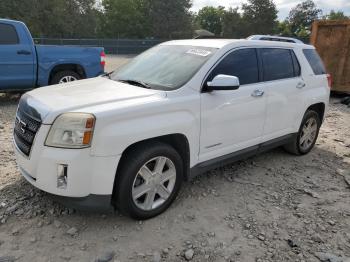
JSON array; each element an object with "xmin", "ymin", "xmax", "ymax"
[
  {"xmin": 132, "ymin": 156, "xmax": 176, "ymax": 211},
  {"xmin": 58, "ymin": 75, "xmax": 78, "ymax": 84},
  {"xmin": 299, "ymin": 117, "xmax": 318, "ymax": 151}
]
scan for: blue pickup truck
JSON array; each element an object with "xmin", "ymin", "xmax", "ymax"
[{"xmin": 0, "ymin": 19, "xmax": 105, "ymax": 91}]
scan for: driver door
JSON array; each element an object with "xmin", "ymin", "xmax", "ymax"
[
  {"xmin": 0, "ymin": 22, "xmax": 35, "ymax": 90},
  {"xmin": 199, "ymin": 48, "xmax": 267, "ymax": 162}
]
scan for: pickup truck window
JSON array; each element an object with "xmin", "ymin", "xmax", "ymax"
[
  {"xmin": 208, "ymin": 48, "xmax": 259, "ymax": 85},
  {"xmin": 0, "ymin": 23, "xmax": 19, "ymax": 45},
  {"xmin": 111, "ymin": 45, "xmax": 217, "ymax": 90}
]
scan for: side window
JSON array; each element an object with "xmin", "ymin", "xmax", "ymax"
[
  {"xmin": 208, "ymin": 48, "xmax": 259, "ymax": 85},
  {"xmin": 291, "ymin": 50, "xmax": 301, "ymax": 76},
  {"xmin": 0, "ymin": 23, "xmax": 19, "ymax": 45},
  {"xmin": 303, "ymin": 49, "xmax": 326, "ymax": 75},
  {"xmin": 261, "ymin": 48, "xmax": 295, "ymax": 81}
]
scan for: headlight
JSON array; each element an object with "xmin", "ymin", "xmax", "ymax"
[{"xmin": 45, "ymin": 113, "xmax": 95, "ymax": 149}]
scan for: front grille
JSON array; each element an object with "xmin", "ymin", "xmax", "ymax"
[{"xmin": 14, "ymin": 109, "xmax": 41, "ymax": 156}]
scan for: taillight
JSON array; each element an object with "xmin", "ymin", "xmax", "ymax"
[
  {"xmin": 327, "ymin": 74, "xmax": 332, "ymax": 89},
  {"xmin": 100, "ymin": 51, "xmax": 106, "ymax": 68}
]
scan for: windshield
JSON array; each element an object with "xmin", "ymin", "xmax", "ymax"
[{"xmin": 110, "ymin": 45, "xmax": 217, "ymax": 90}]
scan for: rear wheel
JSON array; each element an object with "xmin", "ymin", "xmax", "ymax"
[
  {"xmin": 50, "ymin": 70, "xmax": 81, "ymax": 85},
  {"xmin": 284, "ymin": 110, "xmax": 321, "ymax": 155},
  {"xmin": 114, "ymin": 142, "xmax": 183, "ymax": 220}
]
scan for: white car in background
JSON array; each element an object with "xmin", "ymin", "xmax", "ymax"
[{"xmin": 14, "ymin": 36, "xmax": 330, "ymax": 219}]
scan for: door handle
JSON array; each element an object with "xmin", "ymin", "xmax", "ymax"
[
  {"xmin": 251, "ymin": 89, "xmax": 264, "ymax": 97},
  {"xmin": 296, "ymin": 82, "xmax": 306, "ymax": 89},
  {"xmin": 17, "ymin": 50, "xmax": 31, "ymax": 55}
]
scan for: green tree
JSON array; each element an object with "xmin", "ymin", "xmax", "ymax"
[
  {"xmin": 324, "ymin": 10, "xmax": 348, "ymax": 20},
  {"xmin": 145, "ymin": 0, "xmax": 193, "ymax": 39},
  {"xmin": 0, "ymin": 0, "xmax": 99, "ymax": 38},
  {"xmin": 99, "ymin": 0, "xmax": 148, "ymax": 38},
  {"xmin": 99, "ymin": 0, "xmax": 193, "ymax": 39},
  {"xmin": 276, "ymin": 21, "xmax": 292, "ymax": 36},
  {"xmin": 196, "ymin": 6, "xmax": 225, "ymax": 36},
  {"xmin": 241, "ymin": 0, "xmax": 278, "ymax": 36},
  {"xmin": 222, "ymin": 7, "xmax": 243, "ymax": 38},
  {"xmin": 286, "ymin": 0, "xmax": 322, "ymax": 37}
]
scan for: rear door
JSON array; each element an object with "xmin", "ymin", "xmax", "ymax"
[
  {"xmin": 259, "ymin": 48, "xmax": 303, "ymax": 141},
  {"xmin": 0, "ymin": 22, "xmax": 35, "ymax": 90}
]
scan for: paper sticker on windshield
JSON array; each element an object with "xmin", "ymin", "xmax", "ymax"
[{"xmin": 186, "ymin": 49, "xmax": 212, "ymax": 57}]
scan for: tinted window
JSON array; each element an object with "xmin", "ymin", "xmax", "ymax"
[
  {"xmin": 209, "ymin": 48, "xmax": 259, "ymax": 85},
  {"xmin": 261, "ymin": 48, "xmax": 295, "ymax": 81},
  {"xmin": 0, "ymin": 23, "xmax": 19, "ymax": 44},
  {"xmin": 291, "ymin": 50, "xmax": 301, "ymax": 76},
  {"xmin": 303, "ymin": 49, "xmax": 326, "ymax": 75}
]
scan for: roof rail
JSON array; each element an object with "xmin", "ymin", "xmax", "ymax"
[{"xmin": 247, "ymin": 35, "xmax": 304, "ymax": 44}]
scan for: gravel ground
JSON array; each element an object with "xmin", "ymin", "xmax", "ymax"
[
  {"xmin": 105, "ymin": 55, "xmax": 134, "ymax": 73},
  {"xmin": 0, "ymin": 56, "xmax": 350, "ymax": 262}
]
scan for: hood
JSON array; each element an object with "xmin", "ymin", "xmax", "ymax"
[{"xmin": 22, "ymin": 77, "xmax": 165, "ymax": 124}]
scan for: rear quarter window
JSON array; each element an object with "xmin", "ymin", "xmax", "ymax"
[
  {"xmin": 303, "ymin": 49, "xmax": 326, "ymax": 75},
  {"xmin": 291, "ymin": 50, "xmax": 301, "ymax": 76},
  {"xmin": 0, "ymin": 23, "xmax": 19, "ymax": 44}
]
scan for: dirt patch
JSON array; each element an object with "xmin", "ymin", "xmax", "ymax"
[{"xmin": 0, "ymin": 92, "xmax": 350, "ymax": 261}]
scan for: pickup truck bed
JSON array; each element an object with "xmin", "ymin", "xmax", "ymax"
[{"xmin": 0, "ymin": 19, "xmax": 105, "ymax": 91}]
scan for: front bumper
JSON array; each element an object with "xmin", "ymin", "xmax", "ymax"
[
  {"xmin": 14, "ymin": 124, "xmax": 121, "ymax": 200},
  {"xmin": 52, "ymin": 194, "xmax": 114, "ymax": 212}
]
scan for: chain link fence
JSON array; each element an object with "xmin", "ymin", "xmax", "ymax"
[
  {"xmin": 33, "ymin": 38, "xmax": 164, "ymax": 54},
  {"xmin": 33, "ymin": 37, "xmax": 310, "ymax": 55}
]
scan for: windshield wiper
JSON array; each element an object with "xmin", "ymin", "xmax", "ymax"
[
  {"xmin": 119, "ymin": 79, "xmax": 151, "ymax": 89},
  {"xmin": 102, "ymin": 71, "xmax": 114, "ymax": 79}
]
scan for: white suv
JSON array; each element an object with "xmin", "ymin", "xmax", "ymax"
[{"xmin": 13, "ymin": 36, "xmax": 330, "ymax": 219}]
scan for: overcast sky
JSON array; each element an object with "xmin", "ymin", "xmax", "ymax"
[{"xmin": 191, "ymin": 0, "xmax": 350, "ymax": 20}]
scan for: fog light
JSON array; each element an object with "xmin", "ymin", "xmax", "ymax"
[{"xmin": 57, "ymin": 164, "xmax": 68, "ymax": 189}]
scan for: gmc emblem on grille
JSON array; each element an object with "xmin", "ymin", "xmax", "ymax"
[{"xmin": 16, "ymin": 116, "xmax": 27, "ymax": 134}]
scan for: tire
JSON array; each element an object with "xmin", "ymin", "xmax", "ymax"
[
  {"xmin": 114, "ymin": 142, "xmax": 183, "ymax": 220},
  {"xmin": 284, "ymin": 110, "xmax": 321, "ymax": 155},
  {"xmin": 50, "ymin": 70, "xmax": 81, "ymax": 85},
  {"xmin": 340, "ymin": 96, "xmax": 350, "ymax": 105}
]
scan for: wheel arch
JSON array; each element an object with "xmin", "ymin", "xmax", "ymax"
[
  {"xmin": 49, "ymin": 63, "xmax": 86, "ymax": 84},
  {"xmin": 306, "ymin": 102, "xmax": 325, "ymax": 122},
  {"xmin": 112, "ymin": 133, "xmax": 191, "ymax": 201},
  {"xmin": 117, "ymin": 133, "xmax": 190, "ymax": 179}
]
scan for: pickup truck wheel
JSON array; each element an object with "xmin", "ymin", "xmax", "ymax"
[
  {"xmin": 51, "ymin": 70, "xmax": 81, "ymax": 85},
  {"xmin": 115, "ymin": 142, "xmax": 183, "ymax": 220},
  {"xmin": 284, "ymin": 110, "xmax": 321, "ymax": 155}
]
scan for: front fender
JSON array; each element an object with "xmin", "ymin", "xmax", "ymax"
[{"xmin": 89, "ymin": 94, "xmax": 200, "ymax": 167}]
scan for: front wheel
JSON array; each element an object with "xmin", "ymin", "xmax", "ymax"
[
  {"xmin": 284, "ymin": 110, "xmax": 321, "ymax": 155},
  {"xmin": 114, "ymin": 142, "xmax": 183, "ymax": 220}
]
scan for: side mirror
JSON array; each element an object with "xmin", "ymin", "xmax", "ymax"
[{"xmin": 206, "ymin": 74, "xmax": 240, "ymax": 91}]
